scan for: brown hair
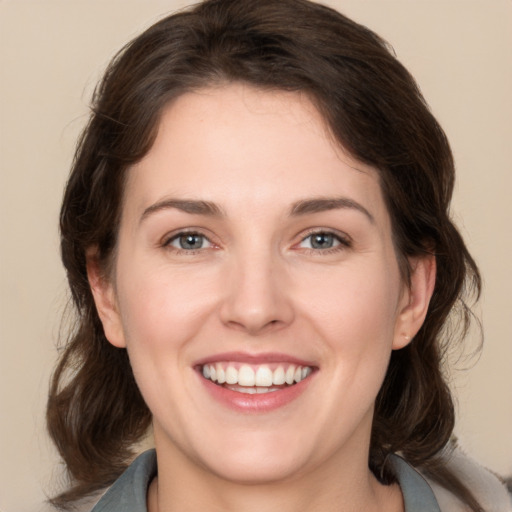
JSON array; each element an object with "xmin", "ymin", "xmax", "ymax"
[{"xmin": 47, "ymin": 0, "xmax": 483, "ymax": 509}]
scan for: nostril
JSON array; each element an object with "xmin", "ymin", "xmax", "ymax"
[{"xmin": 222, "ymin": 316, "xmax": 286, "ymax": 336}]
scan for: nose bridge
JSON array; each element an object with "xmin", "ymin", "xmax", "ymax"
[{"xmin": 220, "ymin": 239, "xmax": 293, "ymax": 334}]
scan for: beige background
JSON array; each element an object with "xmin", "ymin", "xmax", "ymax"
[{"xmin": 1, "ymin": 1, "xmax": 511, "ymax": 511}]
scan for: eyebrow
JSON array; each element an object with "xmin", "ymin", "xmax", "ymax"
[
  {"xmin": 140, "ymin": 199, "xmax": 224, "ymax": 223},
  {"xmin": 140, "ymin": 196, "xmax": 374, "ymax": 224},
  {"xmin": 289, "ymin": 197, "xmax": 374, "ymax": 223}
]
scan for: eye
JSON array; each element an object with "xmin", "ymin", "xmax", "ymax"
[
  {"xmin": 166, "ymin": 232, "xmax": 213, "ymax": 251},
  {"xmin": 298, "ymin": 231, "xmax": 349, "ymax": 251}
]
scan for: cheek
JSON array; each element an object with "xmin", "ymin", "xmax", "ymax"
[
  {"xmin": 297, "ymin": 260, "xmax": 402, "ymax": 343},
  {"xmin": 115, "ymin": 255, "xmax": 218, "ymax": 348},
  {"xmin": 112, "ymin": 262, "xmax": 212, "ymax": 412},
  {"xmin": 295, "ymin": 259, "xmax": 402, "ymax": 400}
]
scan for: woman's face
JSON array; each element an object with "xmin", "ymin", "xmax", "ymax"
[{"xmin": 91, "ymin": 84, "xmax": 432, "ymax": 484}]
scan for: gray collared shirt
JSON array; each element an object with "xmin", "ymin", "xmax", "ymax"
[{"xmin": 91, "ymin": 450, "xmax": 441, "ymax": 512}]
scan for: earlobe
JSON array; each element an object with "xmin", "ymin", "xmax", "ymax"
[
  {"xmin": 86, "ymin": 249, "xmax": 127, "ymax": 348},
  {"xmin": 393, "ymin": 254, "xmax": 436, "ymax": 350}
]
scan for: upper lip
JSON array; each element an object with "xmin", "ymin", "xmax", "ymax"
[{"xmin": 194, "ymin": 351, "xmax": 317, "ymax": 368}]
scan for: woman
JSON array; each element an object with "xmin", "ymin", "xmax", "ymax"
[{"xmin": 46, "ymin": 0, "xmax": 510, "ymax": 510}]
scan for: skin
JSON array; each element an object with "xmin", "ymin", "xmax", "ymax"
[{"xmin": 88, "ymin": 84, "xmax": 435, "ymax": 512}]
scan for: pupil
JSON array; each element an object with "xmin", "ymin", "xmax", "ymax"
[
  {"xmin": 180, "ymin": 234, "xmax": 202, "ymax": 249},
  {"xmin": 311, "ymin": 233, "xmax": 333, "ymax": 249}
]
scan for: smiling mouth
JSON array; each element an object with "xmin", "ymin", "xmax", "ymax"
[{"xmin": 201, "ymin": 363, "xmax": 313, "ymax": 394}]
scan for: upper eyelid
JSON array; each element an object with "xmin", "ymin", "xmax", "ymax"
[
  {"xmin": 168, "ymin": 231, "xmax": 209, "ymax": 241},
  {"xmin": 159, "ymin": 227, "xmax": 351, "ymax": 249},
  {"xmin": 162, "ymin": 227, "xmax": 212, "ymax": 240},
  {"xmin": 297, "ymin": 228, "xmax": 351, "ymax": 243},
  {"xmin": 162, "ymin": 231, "xmax": 217, "ymax": 255},
  {"xmin": 161, "ymin": 230, "xmax": 217, "ymax": 250}
]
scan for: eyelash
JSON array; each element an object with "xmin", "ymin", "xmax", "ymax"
[
  {"xmin": 296, "ymin": 229, "xmax": 352, "ymax": 255},
  {"xmin": 162, "ymin": 230, "xmax": 215, "ymax": 254},
  {"xmin": 162, "ymin": 229, "xmax": 351, "ymax": 256}
]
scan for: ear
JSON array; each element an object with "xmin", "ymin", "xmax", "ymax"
[
  {"xmin": 393, "ymin": 253, "xmax": 436, "ymax": 350},
  {"xmin": 86, "ymin": 248, "xmax": 127, "ymax": 348}
]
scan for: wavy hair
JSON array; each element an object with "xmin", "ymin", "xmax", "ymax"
[{"xmin": 47, "ymin": 0, "xmax": 482, "ymax": 509}]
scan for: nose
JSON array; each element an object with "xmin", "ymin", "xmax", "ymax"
[{"xmin": 219, "ymin": 251, "xmax": 294, "ymax": 335}]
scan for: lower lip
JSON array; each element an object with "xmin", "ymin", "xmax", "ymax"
[{"xmin": 198, "ymin": 372, "xmax": 315, "ymax": 413}]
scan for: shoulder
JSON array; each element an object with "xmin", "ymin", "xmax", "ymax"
[
  {"xmin": 389, "ymin": 455, "xmax": 442, "ymax": 511},
  {"xmin": 424, "ymin": 447, "xmax": 512, "ymax": 512},
  {"xmin": 89, "ymin": 450, "xmax": 157, "ymax": 512}
]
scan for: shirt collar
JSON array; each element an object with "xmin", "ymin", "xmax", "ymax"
[{"xmin": 92, "ymin": 449, "xmax": 441, "ymax": 512}]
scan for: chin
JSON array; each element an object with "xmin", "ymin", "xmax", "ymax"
[
  {"xmin": 204, "ymin": 451, "xmax": 309, "ymax": 485},
  {"xmin": 186, "ymin": 427, "xmax": 319, "ymax": 484}
]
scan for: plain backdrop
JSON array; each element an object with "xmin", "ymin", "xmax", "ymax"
[{"xmin": 1, "ymin": 1, "xmax": 511, "ymax": 511}]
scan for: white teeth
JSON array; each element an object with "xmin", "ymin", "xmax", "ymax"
[
  {"xmin": 225, "ymin": 366, "xmax": 238, "ymax": 385},
  {"xmin": 238, "ymin": 365, "xmax": 255, "ymax": 386},
  {"xmin": 227, "ymin": 385, "xmax": 281, "ymax": 394},
  {"xmin": 203, "ymin": 363, "xmax": 313, "ymax": 391},
  {"xmin": 272, "ymin": 366, "xmax": 286, "ymax": 385},
  {"xmin": 216, "ymin": 365, "xmax": 226, "ymax": 384},
  {"xmin": 285, "ymin": 365, "xmax": 296, "ymax": 385},
  {"xmin": 255, "ymin": 366, "xmax": 273, "ymax": 387}
]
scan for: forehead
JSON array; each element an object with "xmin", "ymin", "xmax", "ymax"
[{"xmin": 124, "ymin": 84, "xmax": 387, "ymax": 224}]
